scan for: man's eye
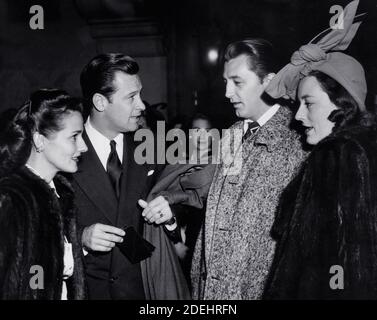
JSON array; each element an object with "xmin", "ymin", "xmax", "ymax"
[{"xmin": 305, "ymin": 102, "xmax": 313, "ymax": 107}]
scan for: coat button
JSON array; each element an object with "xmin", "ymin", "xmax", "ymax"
[{"xmin": 109, "ymin": 276, "xmax": 118, "ymax": 283}]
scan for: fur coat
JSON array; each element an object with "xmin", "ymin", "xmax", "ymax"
[
  {"xmin": 0, "ymin": 166, "xmax": 86, "ymax": 299},
  {"xmin": 191, "ymin": 106, "xmax": 307, "ymax": 299},
  {"xmin": 263, "ymin": 125, "xmax": 377, "ymax": 299}
]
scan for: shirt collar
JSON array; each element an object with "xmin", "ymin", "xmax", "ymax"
[
  {"xmin": 85, "ymin": 117, "xmax": 123, "ymax": 146},
  {"xmin": 85, "ymin": 117, "xmax": 124, "ymax": 168},
  {"xmin": 25, "ymin": 164, "xmax": 60, "ymax": 198},
  {"xmin": 243, "ymin": 104, "xmax": 280, "ymax": 133}
]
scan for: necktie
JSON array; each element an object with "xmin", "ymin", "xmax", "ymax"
[
  {"xmin": 107, "ymin": 140, "xmax": 122, "ymax": 198},
  {"xmin": 242, "ymin": 121, "xmax": 260, "ymax": 143}
]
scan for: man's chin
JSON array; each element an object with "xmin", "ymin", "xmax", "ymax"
[
  {"xmin": 123, "ymin": 123, "xmax": 139, "ymax": 132},
  {"xmin": 235, "ymin": 109, "xmax": 245, "ymax": 118}
]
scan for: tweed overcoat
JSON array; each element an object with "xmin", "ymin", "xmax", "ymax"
[{"xmin": 191, "ymin": 106, "xmax": 307, "ymax": 299}]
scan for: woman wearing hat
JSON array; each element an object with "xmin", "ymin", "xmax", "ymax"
[{"xmin": 263, "ymin": 0, "xmax": 377, "ymax": 299}]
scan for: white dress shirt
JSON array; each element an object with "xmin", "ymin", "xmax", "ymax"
[
  {"xmin": 85, "ymin": 117, "xmax": 124, "ymax": 169},
  {"xmin": 243, "ymin": 104, "xmax": 280, "ymax": 134},
  {"xmin": 85, "ymin": 118, "xmax": 178, "ymax": 231},
  {"xmin": 81, "ymin": 118, "xmax": 125, "ymax": 256}
]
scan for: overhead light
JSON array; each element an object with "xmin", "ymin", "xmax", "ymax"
[{"xmin": 207, "ymin": 49, "xmax": 218, "ymax": 63}]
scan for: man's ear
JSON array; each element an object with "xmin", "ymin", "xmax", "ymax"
[
  {"xmin": 32, "ymin": 131, "xmax": 46, "ymax": 153},
  {"xmin": 262, "ymin": 73, "xmax": 276, "ymax": 87},
  {"xmin": 92, "ymin": 93, "xmax": 109, "ymax": 112}
]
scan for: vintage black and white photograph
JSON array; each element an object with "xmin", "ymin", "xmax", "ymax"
[{"xmin": 0, "ymin": 0, "xmax": 377, "ymax": 313}]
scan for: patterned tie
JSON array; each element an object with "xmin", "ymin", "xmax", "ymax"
[
  {"xmin": 242, "ymin": 121, "xmax": 260, "ymax": 143},
  {"xmin": 106, "ymin": 140, "xmax": 122, "ymax": 198}
]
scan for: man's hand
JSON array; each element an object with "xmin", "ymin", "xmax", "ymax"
[
  {"xmin": 138, "ymin": 196, "xmax": 174, "ymax": 225},
  {"xmin": 82, "ymin": 223, "xmax": 125, "ymax": 252}
]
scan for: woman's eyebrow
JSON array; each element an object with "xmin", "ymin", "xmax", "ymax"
[{"xmin": 300, "ymin": 94, "xmax": 314, "ymax": 99}]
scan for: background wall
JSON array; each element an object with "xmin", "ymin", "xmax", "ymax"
[
  {"xmin": 0, "ymin": 0, "xmax": 376, "ymax": 129},
  {"xmin": 0, "ymin": 0, "xmax": 96, "ymax": 110},
  {"xmin": 0, "ymin": 0, "xmax": 167, "ymax": 111}
]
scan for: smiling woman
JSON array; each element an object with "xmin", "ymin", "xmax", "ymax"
[
  {"xmin": 25, "ymin": 90, "xmax": 88, "ymax": 180},
  {"xmin": 41, "ymin": 111, "xmax": 87, "ymax": 173},
  {"xmin": 0, "ymin": 89, "xmax": 87, "ymax": 299}
]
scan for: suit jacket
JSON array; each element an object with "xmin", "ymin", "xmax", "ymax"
[
  {"xmin": 70, "ymin": 131, "xmax": 159, "ymax": 299},
  {"xmin": 191, "ymin": 106, "xmax": 307, "ymax": 299},
  {"xmin": 0, "ymin": 167, "xmax": 86, "ymax": 300}
]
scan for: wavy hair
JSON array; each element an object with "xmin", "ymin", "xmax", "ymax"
[{"xmin": 0, "ymin": 89, "xmax": 82, "ymax": 175}]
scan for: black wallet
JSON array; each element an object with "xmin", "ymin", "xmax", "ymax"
[{"xmin": 116, "ymin": 226, "xmax": 155, "ymax": 264}]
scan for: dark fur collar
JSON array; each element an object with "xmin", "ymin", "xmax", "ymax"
[{"xmin": 0, "ymin": 166, "xmax": 86, "ymax": 299}]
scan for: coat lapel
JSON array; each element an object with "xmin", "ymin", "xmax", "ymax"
[{"xmin": 73, "ymin": 131, "xmax": 118, "ymax": 224}]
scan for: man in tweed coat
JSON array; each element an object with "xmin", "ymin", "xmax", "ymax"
[{"xmin": 191, "ymin": 39, "xmax": 306, "ymax": 299}]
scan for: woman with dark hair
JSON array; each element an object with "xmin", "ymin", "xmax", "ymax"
[
  {"xmin": 263, "ymin": 0, "xmax": 377, "ymax": 299},
  {"xmin": 0, "ymin": 89, "xmax": 88, "ymax": 299},
  {"xmin": 190, "ymin": 113, "xmax": 213, "ymax": 159}
]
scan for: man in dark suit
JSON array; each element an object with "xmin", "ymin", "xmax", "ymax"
[{"xmin": 71, "ymin": 53, "xmax": 177, "ymax": 299}]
